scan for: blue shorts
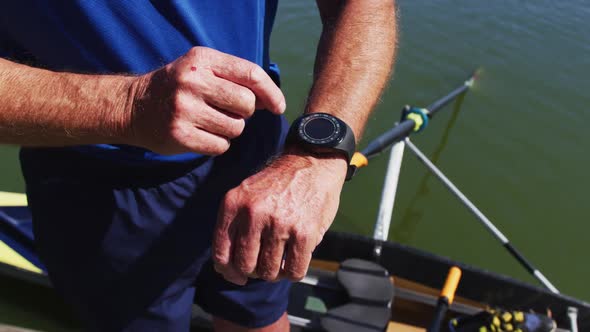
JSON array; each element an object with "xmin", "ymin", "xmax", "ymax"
[{"xmin": 21, "ymin": 112, "xmax": 291, "ymax": 331}]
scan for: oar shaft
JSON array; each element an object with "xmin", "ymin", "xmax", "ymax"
[
  {"xmin": 362, "ymin": 120, "xmax": 414, "ymax": 159},
  {"xmin": 428, "ymin": 299, "xmax": 449, "ymax": 332},
  {"xmin": 428, "ymin": 267, "xmax": 462, "ymax": 332},
  {"xmin": 361, "ymin": 73, "xmax": 476, "ymax": 160},
  {"xmin": 404, "ymin": 138, "xmax": 560, "ymax": 294},
  {"xmin": 427, "ymin": 83, "xmax": 470, "ymax": 117}
]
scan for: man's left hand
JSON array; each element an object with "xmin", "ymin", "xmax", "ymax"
[{"xmin": 212, "ymin": 150, "xmax": 347, "ymax": 285}]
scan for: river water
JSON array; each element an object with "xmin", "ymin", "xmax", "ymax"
[{"xmin": 1, "ymin": 0, "xmax": 589, "ymax": 330}]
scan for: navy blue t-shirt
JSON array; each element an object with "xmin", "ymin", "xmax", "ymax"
[{"xmin": 0, "ymin": 1, "xmax": 280, "ymax": 163}]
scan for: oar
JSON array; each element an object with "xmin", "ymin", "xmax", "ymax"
[
  {"xmin": 348, "ymin": 72, "xmax": 477, "ymax": 258},
  {"xmin": 349, "ymin": 71, "xmax": 561, "ymax": 294},
  {"xmin": 354, "ymin": 72, "xmax": 477, "ymax": 163},
  {"xmin": 428, "ymin": 266, "xmax": 462, "ymax": 332},
  {"xmin": 403, "ymin": 137, "xmax": 560, "ymax": 294}
]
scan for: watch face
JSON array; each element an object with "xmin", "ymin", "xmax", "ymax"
[{"xmin": 298, "ymin": 113, "xmax": 343, "ymax": 146}]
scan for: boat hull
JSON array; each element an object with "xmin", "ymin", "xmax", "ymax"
[{"xmin": 1, "ymin": 205, "xmax": 588, "ymax": 330}]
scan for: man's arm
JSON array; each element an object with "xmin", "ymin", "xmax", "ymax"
[
  {"xmin": 0, "ymin": 47, "xmax": 285, "ymax": 154},
  {"xmin": 213, "ymin": 0, "xmax": 397, "ymax": 285},
  {"xmin": 308, "ymin": 0, "xmax": 396, "ymax": 137},
  {"xmin": 0, "ymin": 57, "xmax": 134, "ymax": 146}
]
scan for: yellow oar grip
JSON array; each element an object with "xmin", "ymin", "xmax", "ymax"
[
  {"xmin": 440, "ymin": 266, "xmax": 462, "ymax": 304},
  {"xmin": 350, "ymin": 152, "xmax": 368, "ymax": 169}
]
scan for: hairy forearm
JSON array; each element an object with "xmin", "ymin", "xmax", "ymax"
[
  {"xmin": 309, "ymin": 0, "xmax": 397, "ymax": 139},
  {"xmin": 213, "ymin": 0, "xmax": 397, "ymax": 285},
  {"xmin": 0, "ymin": 58, "xmax": 133, "ymax": 146}
]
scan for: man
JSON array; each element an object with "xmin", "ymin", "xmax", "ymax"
[{"xmin": 0, "ymin": 1, "xmax": 396, "ymax": 331}]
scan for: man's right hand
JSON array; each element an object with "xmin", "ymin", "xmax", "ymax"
[{"xmin": 127, "ymin": 47, "xmax": 286, "ymax": 155}]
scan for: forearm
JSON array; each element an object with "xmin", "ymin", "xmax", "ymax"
[
  {"xmin": 308, "ymin": 0, "xmax": 397, "ymax": 138},
  {"xmin": 212, "ymin": 1, "xmax": 397, "ymax": 283},
  {"xmin": 0, "ymin": 58, "xmax": 133, "ymax": 146}
]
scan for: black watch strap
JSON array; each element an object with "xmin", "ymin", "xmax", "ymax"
[{"xmin": 287, "ymin": 113, "xmax": 356, "ymax": 181}]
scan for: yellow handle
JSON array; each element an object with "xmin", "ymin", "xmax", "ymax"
[
  {"xmin": 0, "ymin": 191, "xmax": 28, "ymax": 206},
  {"xmin": 440, "ymin": 266, "xmax": 462, "ymax": 304},
  {"xmin": 350, "ymin": 152, "xmax": 369, "ymax": 169}
]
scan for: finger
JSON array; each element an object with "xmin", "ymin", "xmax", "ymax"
[
  {"xmin": 256, "ymin": 229, "xmax": 287, "ymax": 281},
  {"xmin": 282, "ymin": 230, "xmax": 315, "ymax": 282},
  {"xmin": 186, "ymin": 127, "xmax": 231, "ymax": 155},
  {"xmin": 232, "ymin": 213, "xmax": 263, "ymax": 277},
  {"xmin": 213, "ymin": 193, "xmax": 239, "ymax": 273},
  {"xmin": 163, "ymin": 123, "xmax": 230, "ymax": 155},
  {"xmin": 194, "ymin": 105, "xmax": 245, "ymax": 139},
  {"xmin": 202, "ymin": 49, "xmax": 286, "ymax": 115},
  {"xmin": 215, "ymin": 230, "xmax": 248, "ymax": 287},
  {"xmin": 219, "ymin": 265, "xmax": 248, "ymax": 286},
  {"xmin": 176, "ymin": 92, "xmax": 245, "ymax": 139},
  {"xmin": 203, "ymin": 76, "xmax": 257, "ymax": 119}
]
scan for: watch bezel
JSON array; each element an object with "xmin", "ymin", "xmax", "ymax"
[{"xmin": 297, "ymin": 113, "xmax": 346, "ymax": 147}]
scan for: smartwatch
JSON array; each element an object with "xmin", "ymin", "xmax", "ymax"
[{"xmin": 286, "ymin": 113, "xmax": 356, "ymax": 180}]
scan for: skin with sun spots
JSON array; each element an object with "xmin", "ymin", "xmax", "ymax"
[
  {"xmin": 0, "ymin": 47, "xmax": 286, "ymax": 156},
  {"xmin": 212, "ymin": 0, "xmax": 397, "ymax": 289}
]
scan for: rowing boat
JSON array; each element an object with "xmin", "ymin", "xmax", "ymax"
[
  {"xmin": 1, "ymin": 73, "xmax": 588, "ymax": 332},
  {"xmin": 2, "ymin": 203, "xmax": 588, "ymax": 331}
]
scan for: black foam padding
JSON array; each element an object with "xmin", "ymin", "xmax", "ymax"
[
  {"xmin": 320, "ymin": 303, "xmax": 391, "ymax": 332},
  {"xmin": 314, "ymin": 231, "xmax": 590, "ymax": 331},
  {"xmin": 336, "ymin": 259, "xmax": 394, "ymax": 306}
]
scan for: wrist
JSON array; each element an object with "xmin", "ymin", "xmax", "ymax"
[
  {"xmin": 280, "ymin": 144, "xmax": 349, "ymax": 179},
  {"xmin": 285, "ymin": 112, "xmax": 356, "ymax": 181},
  {"xmin": 118, "ymin": 73, "xmax": 152, "ymax": 147},
  {"xmin": 57, "ymin": 72, "xmax": 141, "ymax": 145}
]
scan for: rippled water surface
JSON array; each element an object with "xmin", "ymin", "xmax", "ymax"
[{"xmin": 1, "ymin": 0, "xmax": 589, "ymax": 330}]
